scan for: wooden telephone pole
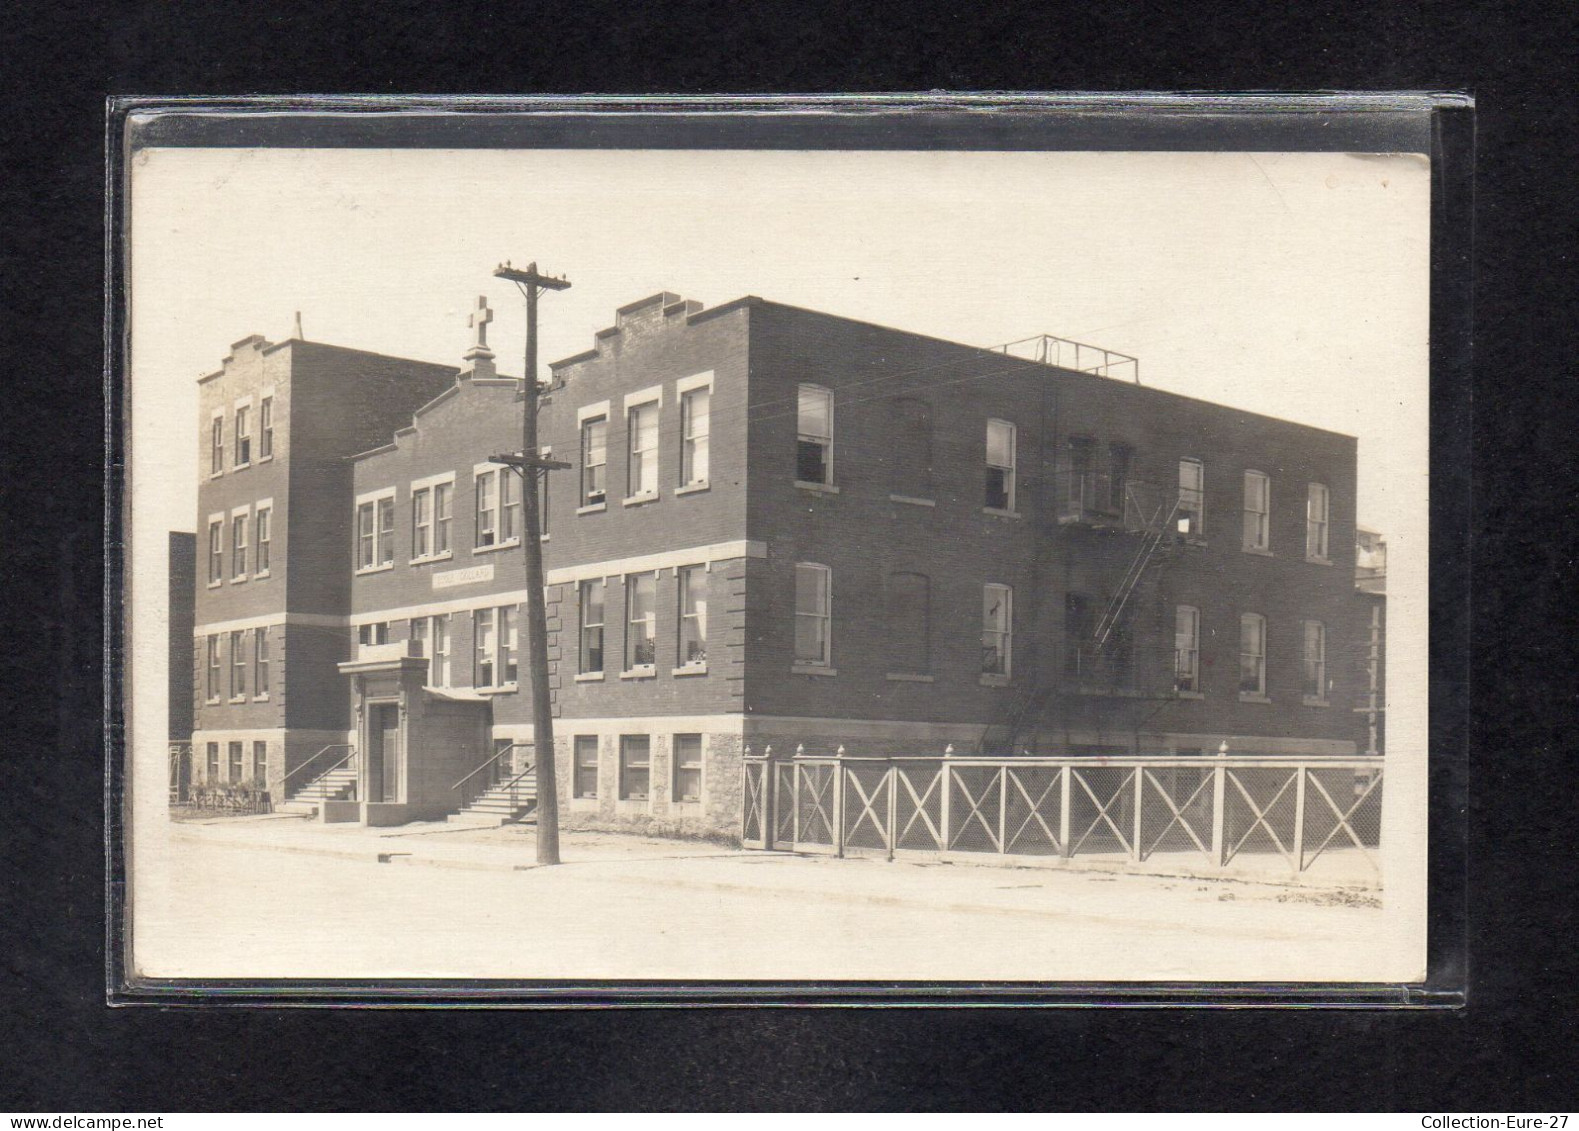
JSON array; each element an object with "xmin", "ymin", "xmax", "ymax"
[{"xmin": 491, "ymin": 261, "xmax": 571, "ymax": 865}]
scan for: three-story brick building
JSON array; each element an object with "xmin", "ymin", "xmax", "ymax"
[{"xmin": 192, "ymin": 291, "xmax": 1366, "ymax": 838}]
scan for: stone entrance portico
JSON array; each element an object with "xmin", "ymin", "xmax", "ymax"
[{"xmin": 337, "ymin": 643, "xmax": 491, "ymax": 825}]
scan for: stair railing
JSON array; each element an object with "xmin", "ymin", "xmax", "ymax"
[
  {"xmin": 281, "ymin": 744, "xmax": 356, "ymax": 798},
  {"xmin": 488, "ymin": 760, "xmax": 539, "ymax": 812},
  {"xmin": 451, "ymin": 742, "xmax": 531, "ymax": 799}
]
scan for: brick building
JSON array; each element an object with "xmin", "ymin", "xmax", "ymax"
[{"xmin": 188, "ymin": 292, "xmax": 1367, "ymax": 837}]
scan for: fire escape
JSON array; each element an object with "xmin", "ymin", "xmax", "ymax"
[{"xmin": 986, "ymin": 468, "xmax": 1187, "ymax": 756}]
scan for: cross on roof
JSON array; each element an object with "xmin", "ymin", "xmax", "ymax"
[{"xmin": 468, "ymin": 295, "xmax": 494, "ymax": 350}]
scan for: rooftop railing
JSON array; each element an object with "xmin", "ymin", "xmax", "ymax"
[{"xmin": 993, "ymin": 334, "xmax": 1140, "ymax": 384}]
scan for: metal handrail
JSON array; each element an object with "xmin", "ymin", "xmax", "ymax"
[
  {"xmin": 280, "ymin": 743, "xmax": 355, "ymax": 787},
  {"xmin": 491, "ymin": 760, "xmax": 538, "ymax": 798},
  {"xmin": 451, "ymin": 742, "xmax": 529, "ymax": 793},
  {"xmin": 747, "ymin": 752, "xmax": 1384, "ymax": 769}
]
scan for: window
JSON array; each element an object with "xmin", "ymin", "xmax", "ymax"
[
  {"xmin": 475, "ymin": 471, "xmax": 497, "ymax": 548},
  {"xmin": 627, "ymin": 401, "xmax": 659, "ymax": 497},
  {"xmin": 1063, "ymin": 592, "xmax": 1091, "ymax": 680},
  {"xmin": 377, "ymin": 497, "xmax": 394, "ymax": 565},
  {"xmin": 412, "ymin": 487, "xmax": 432, "ymax": 557},
  {"xmin": 1174, "ymin": 605, "xmax": 1201, "ymax": 693},
  {"xmin": 1108, "ymin": 444, "xmax": 1132, "ymax": 514},
  {"xmin": 1178, "ymin": 458, "xmax": 1205, "ymax": 539},
  {"xmin": 207, "ymin": 520, "xmax": 223, "ymax": 584},
  {"xmin": 228, "ymin": 741, "xmax": 244, "ymax": 783},
  {"xmin": 1243, "ymin": 470, "xmax": 1271, "ymax": 552},
  {"xmin": 676, "ymin": 566, "xmax": 707, "ymax": 667},
  {"xmin": 619, "ymin": 735, "xmax": 651, "ymax": 801},
  {"xmin": 474, "ymin": 607, "xmax": 516, "ymax": 687},
  {"xmin": 254, "ymin": 627, "xmax": 270, "ymax": 695},
  {"xmin": 258, "ymin": 396, "xmax": 274, "ymax": 459},
  {"xmin": 794, "ymin": 563, "xmax": 832, "ymax": 666},
  {"xmin": 407, "ymin": 614, "xmax": 450, "ymax": 685},
  {"xmin": 357, "ymin": 622, "xmax": 389, "ymax": 647},
  {"xmin": 885, "ymin": 571, "xmax": 930, "ymax": 675},
  {"xmin": 1306, "ymin": 482, "xmax": 1331, "ymax": 561},
  {"xmin": 252, "ymin": 740, "xmax": 268, "ymax": 787},
  {"xmin": 210, "ymin": 417, "xmax": 224, "ymax": 476},
  {"xmin": 206, "ymin": 635, "xmax": 220, "ymax": 700},
  {"xmin": 982, "ymin": 584, "xmax": 1014, "ymax": 677},
  {"xmin": 229, "ymin": 630, "xmax": 246, "ymax": 698},
  {"xmin": 673, "ymin": 734, "xmax": 703, "ymax": 803},
  {"xmin": 1302, "ymin": 620, "xmax": 1327, "ymax": 700},
  {"xmin": 1239, "ymin": 613, "xmax": 1267, "ymax": 697},
  {"xmin": 434, "ymin": 482, "xmax": 453, "ymax": 554},
  {"xmin": 680, "ymin": 387, "xmax": 710, "ymax": 486},
  {"xmin": 573, "ymin": 735, "xmax": 599, "ymax": 799},
  {"xmin": 206, "ymin": 742, "xmax": 219, "ymax": 781},
  {"xmin": 500, "ymin": 606, "xmax": 518, "ymax": 685},
  {"xmin": 889, "ymin": 398, "xmax": 933, "ymax": 498},
  {"xmin": 986, "ymin": 420, "xmax": 1017, "ymax": 511},
  {"xmin": 796, "ymin": 384, "xmax": 833, "ymax": 484},
  {"xmin": 500, "ymin": 469, "xmax": 521, "ymax": 542},
  {"xmin": 234, "ymin": 406, "xmax": 251, "ymax": 466},
  {"xmin": 1065, "ymin": 436, "xmax": 1094, "ymax": 512},
  {"xmin": 626, "ymin": 572, "xmax": 657, "ymax": 670},
  {"xmin": 579, "ymin": 579, "xmax": 605, "ymax": 674},
  {"xmin": 255, "ymin": 507, "xmax": 271, "ymax": 575},
  {"xmin": 581, "ymin": 415, "xmax": 608, "ymax": 505},
  {"xmin": 231, "ymin": 514, "xmax": 248, "ymax": 579},
  {"xmin": 356, "ymin": 502, "xmax": 375, "ymax": 570}
]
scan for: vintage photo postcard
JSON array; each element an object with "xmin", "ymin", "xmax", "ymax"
[{"xmin": 120, "ymin": 107, "xmax": 1432, "ymax": 993}]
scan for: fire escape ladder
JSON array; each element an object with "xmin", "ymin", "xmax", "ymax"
[{"xmin": 1089, "ymin": 490, "xmax": 1182, "ymax": 662}]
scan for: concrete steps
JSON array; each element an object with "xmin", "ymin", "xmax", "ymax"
[
  {"xmin": 448, "ymin": 774, "xmax": 538, "ymax": 826},
  {"xmin": 281, "ymin": 766, "xmax": 358, "ymax": 814}
]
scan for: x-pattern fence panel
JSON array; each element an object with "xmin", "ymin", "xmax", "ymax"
[{"xmin": 744, "ymin": 754, "xmax": 1384, "ymax": 882}]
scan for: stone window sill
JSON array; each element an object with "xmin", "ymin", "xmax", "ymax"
[
  {"xmin": 792, "ymin": 663, "xmax": 837, "ymax": 677},
  {"xmin": 1239, "ymin": 692, "xmax": 1272, "ymax": 704},
  {"xmin": 355, "ymin": 563, "xmax": 394, "ymax": 576},
  {"xmin": 1306, "ymin": 555, "xmax": 1333, "ymax": 567},
  {"xmin": 409, "ymin": 551, "xmax": 455, "ymax": 567},
  {"xmin": 982, "ymin": 507, "xmax": 1021, "ymax": 520},
  {"xmin": 620, "ymin": 666, "xmax": 657, "ymax": 680},
  {"xmin": 672, "ymin": 664, "xmax": 708, "ymax": 677},
  {"xmin": 233, "ymin": 461, "xmax": 251, "ymax": 472},
  {"xmin": 622, "ymin": 491, "xmax": 660, "ymax": 508},
  {"xmin": 794, "ymin": 480, "xmax": 840, "ymax": 495},
  {"xmin": 472, "ymin": 539, "xmax": 521, "ymax": 556},
  {"xmin": 676, "ymin": 481, "xmax": 710, "ymax": 496},
  {"xmin": 254, "ymin": 570, "xmax": 271, "ymax": 580},
  {"xmin": 207, "ymin": 580, "xmax": 222, "ymax": 589},
  {"xmin": 476, "ymin": 684, "xmax": 520, "ymax": 696},
  {"xmin": 574, "ymin": 671, "xmax": 605, "ymax": 683},
  {"xmin": 889, "ymin": 494, "xmax": 937, "ymax": 508},
  {"xmin": 577, "ymin": 502, "xmax": 608, "ymax": 516},
  {"xmin": 1174, "ymin": 689, "xmax": 1206, "ymax": 700},
  {"xmin": 1302, "ymin": 695, "xmax": 1331, "ymax": 707},
  {"xmin": 230, "ymin": 575, "xmax": 248, "ymax": 585},
  {"xmin": 257, "ymin": 455, "xmax": 274, "ymax": 465},
  {"xmin": 885, "ymin": 672, "xmax": 935, "ymax": 682},
  {"xmin": 252, "ymin": 694, "xmax": 270, "ymax": 703},
  {"xmin": 980, "ymin": 673, "xmax": 1012, "ymax": 687},
  {"xmin": 228, "ymin": 696, "xmax": 247, "ymax": 705},
  {"xmin": 1242, "ymin": 546, "xmax": 1273, "ymax": 557}
]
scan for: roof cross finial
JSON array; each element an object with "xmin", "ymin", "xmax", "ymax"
[{"xmin": 466, "ymin": 295, "xmax": 495, "ymax": 360}]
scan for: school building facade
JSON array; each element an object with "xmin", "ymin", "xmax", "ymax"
[{"xmin": 187, "ymin": 291, "xmax": 1368, "ymax": 836}]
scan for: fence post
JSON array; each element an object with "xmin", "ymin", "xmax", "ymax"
[
  {"xmin": 939, "ymin": 758, "xmax": 953, "ymax": 854},
  {"xmin": 1211, "ymin": 762, "xmax": 1227, "ymax": 868},
  {"xmin": 1292, "ymin": 764, "xmax": 1307, "ymax": 873},
  {"xmin": 1132, "ymin": 766, "xmax": 1144, "ymax": 863},
  {"xmin": 833, "ymin": 752, "xmax": 846, "ymax": 858},
  {"xmin": 1059, "ymin": 765, "xmax": 1072, "ymax": 858},
  {"xmin": 997, "ymin": 765, "xmax": 1008, "ymax": 854},
  {"xmin": 792, "ymin": 759, "xmax": 802, "ymax": 847},
  {"xmin": 886, "ymin": 759, "xmax": 898, "ymax": 860}
]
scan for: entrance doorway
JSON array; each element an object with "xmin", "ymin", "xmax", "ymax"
[{"xmin": 366, "ymin": 703, "xmax": 400, "ymax": 804}]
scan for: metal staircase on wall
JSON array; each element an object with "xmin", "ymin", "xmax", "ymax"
[{"xmin": 987, "ymin": 483, "xmax": 1183, "ymax": 755}]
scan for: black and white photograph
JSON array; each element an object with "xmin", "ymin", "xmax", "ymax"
[{"xmin": 122, "ymin": 126, "xmax": 1429, "ymax": 989}]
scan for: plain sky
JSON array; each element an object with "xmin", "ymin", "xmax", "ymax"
[{"xmin": 127, "ymin": 147, "xmax": 1430, "ymax": 980}]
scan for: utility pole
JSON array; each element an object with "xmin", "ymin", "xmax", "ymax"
[{"xmin": 491, "ymin": 261, "xmax": 572, "ymax": 865}]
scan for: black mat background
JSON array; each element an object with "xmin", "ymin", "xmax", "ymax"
[{"xmin": 2, "ymin": 0, "xmax": 1575, "ymax": 1112}]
